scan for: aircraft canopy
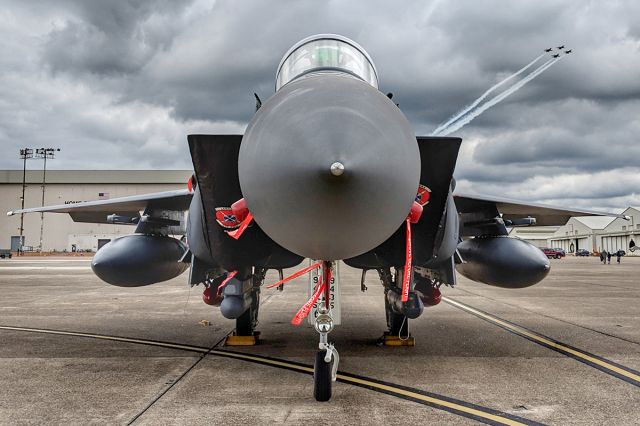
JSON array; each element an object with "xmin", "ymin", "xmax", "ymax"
[{"xmin": 276, "ymin": 34, "xmax": 378, "ymax": 91}]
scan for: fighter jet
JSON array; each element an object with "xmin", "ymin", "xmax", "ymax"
[
  {"xmin": 553, "ymin": 53, "xmax": 560, "ymax": 58},
  {"xmin": 557, "ymin": 45, "xmax": 565, "ymax": 49},
  {"xmin": 544, "ymin": 48, "xmax": 553, "ymax": 52},
  {"xmin": 8, "ymin": 34, "xmax": 624, "ymax": 402},
  {"xmin": 565, "ymin": 49, "xmax": 572, "ymax": 54}
]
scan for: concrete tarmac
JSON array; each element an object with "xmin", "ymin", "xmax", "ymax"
[{"xmin": 0, "ymin": 256, "xmax": 638, "ymax": 425}]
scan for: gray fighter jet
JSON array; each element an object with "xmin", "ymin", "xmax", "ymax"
[{"xmin": 8, "ymin": 34, "xmax": 624, "ymax": 401}]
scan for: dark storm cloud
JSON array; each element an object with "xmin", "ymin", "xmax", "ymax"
[
  {"xmin": 42, "ymin": 0, "xmax": 194, "ymax": 76},
  {"xmin": 1, "ymin": 0, "xmax": 639, "ymax": 209}
]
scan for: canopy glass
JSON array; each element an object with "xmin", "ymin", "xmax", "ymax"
[{"xmin": 276, "ymin": 35, "xmax": 378, "ymax": 91}]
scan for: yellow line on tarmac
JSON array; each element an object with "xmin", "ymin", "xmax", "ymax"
[
  {"xmin": 0, "ymin": 324, "xmax": 534, "ymax": 425},
  {"xmin": 210, "ymin": 349, "xmax": 314, "ymax": 373},
  {"xmin": 207, "ymin": 349, "xmax": 529, "ymax": 425},
  {"xmin": 0, "ymin": 325, "xmax": 208, "ymax": 353},
  {"xmin": 334, "ymin": 375, "xmax": 527, "ymax": 425},
  {"xmin": 443, "ymin": 297, "xmax": 640, "ymax": 385}
]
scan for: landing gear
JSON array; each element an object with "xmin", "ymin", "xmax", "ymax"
[
  {"xmin": 379, "ymin": 267, "xmax": 416, "ymax": 346},
  {"xmin": 235, "ymin": 308, "xmax": 254, "ymax": 337},
  {"xmin": 314, "ymin": 313, "xmax": 339, "ymax": 401},
  {"xmin": 235, "ymin": 267, "xmax": 264, "ymax": 336},
  {"xmin": 224, "ymin": 267, "xmax": 263, "ymax": 345},
  {"xmin": 386, "ymin": 297, "xmax": 409, "ymax": 337},
  {"xmin": 314, "ymin": 348, "xmax": 334, "ymax": 401},
  {"xmin": 312, "ymin": 262, "xmax": 340, "ymax": 402}
]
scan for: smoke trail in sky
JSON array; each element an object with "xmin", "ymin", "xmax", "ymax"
[
  {"xmin": 437, "ymin": 57, "xmax": 562, "ymax": 136},
  {"xmin": 432, "ymin": 53, "xmax": 546, "ymax": 135}
]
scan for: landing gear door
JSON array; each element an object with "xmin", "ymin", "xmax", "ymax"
[{"xmin": 308, "ymin": 260, "xmax": 341, "ymax": 325}]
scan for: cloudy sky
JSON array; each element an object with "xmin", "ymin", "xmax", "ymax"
[{"xmin": 2, "ymin": 0, "xmax": 639, "ymax": 211}]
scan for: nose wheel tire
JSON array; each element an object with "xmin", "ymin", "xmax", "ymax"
[{"xmin": 314, "ymin": 350, "xmax": 332, "ymax": 401}]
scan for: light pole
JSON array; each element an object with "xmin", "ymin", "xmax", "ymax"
[
  {"xmin": 18, "ymin": 148, "xmax": 34, "ymax": 255},
  {"xmin": 34, "ymin": 148, "xmax": 60, "ymax": 252}
]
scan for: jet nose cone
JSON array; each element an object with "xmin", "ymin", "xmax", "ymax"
[{"xmin": 238, "ymin": 75, "xmax": 420, "ymax": 260}]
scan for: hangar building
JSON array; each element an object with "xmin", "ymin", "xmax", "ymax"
[
  {"xmin": 549, "ymin": 207, "xmax": 640, "ymax": 255},
  {"xmin": 1, "ymin": 170, "xmax": 191, "ymax": 252}
]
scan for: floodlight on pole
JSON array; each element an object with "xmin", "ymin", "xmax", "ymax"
[
  {"xmin": 34, "ymin": 148, "xmax": 60, "ymax": 252},
  {"xmin": 17, "ymin": 148, "xmax": 35, "ymax": 254}
]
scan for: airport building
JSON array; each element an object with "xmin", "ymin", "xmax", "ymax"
[
  {"xmin": 549, "ymin": 216, "xmax": 615, "ymax": 254},
  {"xmin": 550, "ymin": 207, "xmax": 640, "ymax": 255},
  {"xmin": 495, "ymin": 211, "xmax": 640, "ymax": 256},
  {"xmin": 0, "ymin": 170, "xmax": 191, "ymax": 252}
]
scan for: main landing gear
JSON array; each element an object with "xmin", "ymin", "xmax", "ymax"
[
  {"xmin": 227, "ymin": 267, "xmax": 264, "ymax": 345},
  {"xmin": 201, "ymin": 267, "xmax": 263, "ymax": 346},
  {"xmin": 379, "ymin": 267, "xmax": 422, "ymax": 346}
]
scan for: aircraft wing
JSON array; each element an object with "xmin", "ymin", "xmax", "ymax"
[
  {"xmin": 7, "ymin": 189, "xmax": 192, "ymax": 232},
  {"xmin": 454, "ymin": 192, "xmax": 626, "ymax": 236}
]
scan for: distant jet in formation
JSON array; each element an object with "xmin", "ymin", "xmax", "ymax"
[
  {"xmin": 557, "ymin": 45, "xmax": 565, "ymax": 49},
  {"xmin": 553, "ymin": 53, "xmax": 560, "ymax": 58},
  {"xmin": 565, "ymin": 49, "xmax": 572, "ymax": 54},
  {"xmin": 544, "ymin": 48, "xmax": 553, "ymax": 52}
]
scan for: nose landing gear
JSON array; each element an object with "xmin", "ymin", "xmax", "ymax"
[
  {"xmin": 267, "ymin": 259, "xmax": 341, "ymax": 401},
  {"xmin": 314, "ymin": 312, "xmax": 339, "ymax": 401},
  {"xmin": 307, "ymin": 261, "xmax": 340, "ymax": 401}
]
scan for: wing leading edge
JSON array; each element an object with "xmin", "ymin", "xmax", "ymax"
[
  {"xmin": 454, "ymin": 192, "xmax": 627, "ymax": 236},
  {"xmin": 7, "ymin": 189, "xmax": 192, "ymax": 228}
]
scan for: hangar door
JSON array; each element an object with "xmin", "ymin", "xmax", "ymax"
[{"xmin": 602, "ymin": 235, "xmax": 629, "ymax": 252}]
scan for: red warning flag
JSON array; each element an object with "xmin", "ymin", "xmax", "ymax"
[
  {"xmin": 401, "ymin": 219, "xmax": 412, "ymax": 302},
  {"xmin": 226, "ymin": 212, "xmax": 253, "ymax": 240},
  {"xmin": 216, "ymin": 271, "xmax": 238, "ymax": 296},
  {"xmin": 291, "ymin": 280, "xmax": 326, "ymax": 326},
  {"xmin": 266, "ymin": 261, "xmax": 323, "ymax": 289},
  {"xmin": 402, "ymin": 202, "xmax": 423, "ymax": 302},
  {"xmin": 291, "ymin": 262, "xmax": 332, "ymax": 325}
]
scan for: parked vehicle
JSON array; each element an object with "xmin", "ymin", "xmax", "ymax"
[
  {"xmin": 0, "ymin": 249, "xmax": 12, "ymax": 259},
  {"xmin": 575, "ymin": 249, "xmax": 590, "ymax": 256},
  {"xmin": 553, "ymin": 248, "xmax": 566, "ymax": 257},
  {"xmin": 541, "ymin": 247, "xmax": 564, "ymax": 259}
]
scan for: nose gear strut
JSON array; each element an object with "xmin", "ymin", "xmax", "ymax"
[{"xmin": 313, "ymin": 262, "xmax": 339, "ymax": 401}]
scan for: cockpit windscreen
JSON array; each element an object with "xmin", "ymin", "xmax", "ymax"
[{"xmin": 276, "ymin": 36, "xmax": 378, "ymax": 91}]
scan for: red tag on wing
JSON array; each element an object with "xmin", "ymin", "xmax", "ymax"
[
  {"xmin": 215, "ymin": 208, "xmax": 240, "ymax": 229},
  {"xmin": 416, "ymin": 184, "xmax": 431, "ymax": 206}
]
